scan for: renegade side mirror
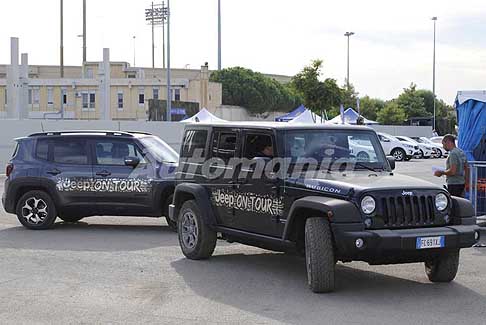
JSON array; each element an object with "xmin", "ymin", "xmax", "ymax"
[
  {"xmin": 387, "ymin": 156, "xmax": 395, "ymax": 170},
  {"xmin": 124, "ymin": 156, "xmax": 140, "ymax": 167}
]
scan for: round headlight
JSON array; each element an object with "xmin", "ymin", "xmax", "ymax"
[
  {"xmin": 435, "ymin": 193, "xmax": 448, "ymax": 211},
  {"xmin": 361, "ymin": 196, "xmax": 376, "ymax": 214}
]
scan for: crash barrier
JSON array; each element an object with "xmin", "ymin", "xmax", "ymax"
[{"xmin": 467, "ymin": 161, "xmax": 486, "ymax": 217}]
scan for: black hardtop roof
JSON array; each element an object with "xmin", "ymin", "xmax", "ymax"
[
  {"xmin": 183, "ymin": 121, "xmax": 374, "ymax": 132},
  {"xmin": 27, "ymin": 130, "xmax": 153, "ymax": 138}
]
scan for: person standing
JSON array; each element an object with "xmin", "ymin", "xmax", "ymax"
[{"xmin": 434, "ymin": 134, "xmax": 467, "ymax": 197}]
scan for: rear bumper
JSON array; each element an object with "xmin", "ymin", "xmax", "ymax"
[{"xmin": 332, "ymin": 222, "xmax": 480, "ymax": 262}]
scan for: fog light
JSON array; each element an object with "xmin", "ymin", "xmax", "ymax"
[
  {"xmin": 475, "ymin": 231, "xmax": 480, "ymax": 241},
  {"xmin": 355, "ymin": 238, "xmax": 365, "ymax": 249},
  {"xmin": 364, "ymin": 218, "xmax": 373, "ymax": 228}
]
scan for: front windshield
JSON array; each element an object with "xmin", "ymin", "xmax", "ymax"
[
  {"xmin": 139, "ymin": 136, "xmax": 179, "ymax": 163},
  {"xmin": 284, "ymin": 130, "xmax": 387, "ymax": 170}
]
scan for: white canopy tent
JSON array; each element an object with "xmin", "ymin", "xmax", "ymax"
[
  {"xmin": 288, "ymin": 109, "xmax": 326, "ymax": 124},
  {"xmin": 180, "ymin": 108, "xmax": 227, "ymax": 123}
]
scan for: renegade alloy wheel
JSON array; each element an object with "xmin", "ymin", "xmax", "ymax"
[
  {"xmin": 16, "ymin": 190, "xmax": 57, "ymax": 230},
  {"xmin": 178, "ymin": 200, "xmax": 216, "ymax": 260}
]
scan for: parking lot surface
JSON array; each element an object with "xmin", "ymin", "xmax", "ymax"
[{"xmin": 1, "ymin": 158, "xmax": 485, "ymax": 324}]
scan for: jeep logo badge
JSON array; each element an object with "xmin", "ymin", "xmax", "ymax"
[{"xmin": 402, "ymin": 191, "xmax": 413, "ymax": 196}]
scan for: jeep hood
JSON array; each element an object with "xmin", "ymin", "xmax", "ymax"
[{"xmin": 287, "ymin": 172, "xmax": 443, "ymax": 196}]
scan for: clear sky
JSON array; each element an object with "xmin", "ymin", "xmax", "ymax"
[{"xmin": 1, "ymin": 0, "xmax": 485, "ymax": 104}]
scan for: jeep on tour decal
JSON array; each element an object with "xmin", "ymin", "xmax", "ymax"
[
  {"xmin": 56, "ymin": 177, "xmax": 152, "ymax": 193},
  {"xmin": 211, "ymin": 189, "xmax": 284, "ymax": 216}
]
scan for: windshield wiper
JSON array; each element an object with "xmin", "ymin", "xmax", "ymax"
[{"xmin": 354, "ymin": 162, "xmax": 381, "ymax": 172}]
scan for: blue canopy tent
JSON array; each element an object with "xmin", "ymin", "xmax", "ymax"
[
  {"xmin": 455, "ymin": 91, "xmax": 486, "ymax": 215},
  {"xmin": 328, "ymin": 108, "xmax": 379, "ymax": 125},
  {"xmin": 455, "ymin": 91, "xmax": 486, "ymax": 162},
  {"xmin": 275, "ymin": 105, "xmax": 307, "ymax": 122}
]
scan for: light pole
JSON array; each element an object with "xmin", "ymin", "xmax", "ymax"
[
  {"xmin": 83, "ymin": 0, "xmax": 87, "ymax": 63},
  {"xmin": 218, "ymin": 0, "xmax": 221, "ymax": 70},
  {"xmin": 432, "ymin": 17, "xmax": 437, "ymax": 131},
  {"xmin": 133, "ymin": 36, "xmax": 136, "ymax": 66},
  {"xmin": 344, "ymin": 32, "xmax": 354, "ymax": 89},
  {"xmin": 166, "ymin": 0, "xmax": 171, "ymax": 121}
]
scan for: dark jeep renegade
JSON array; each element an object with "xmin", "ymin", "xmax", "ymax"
[
  {"xmin": 2, "ymin": 130, "xmax": 178, "ymax": 230},
  {"xmin": 169, "ymin": 122, "xmax": 480, "ymax": 293}
]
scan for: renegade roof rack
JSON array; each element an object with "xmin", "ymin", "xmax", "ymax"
[
  {"xmin": 123, "ymin": 131, "xmax": 153, "ymax": 136},
  {"xmin": 28, "ymin": 130, "xmax": 135, "ymax": 137}
]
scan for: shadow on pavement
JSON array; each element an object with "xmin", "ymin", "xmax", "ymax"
[
  {"xmin": 172, "ymin": 252, "xmax": 486, "ymax": 324},
  {"xmin": 0, "ymin": 221, "xmax": 177, "ymax": 252}
]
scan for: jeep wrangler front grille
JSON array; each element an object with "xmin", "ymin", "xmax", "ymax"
[{"xmin": 380, "ymin": 195, "xmax": 436, "ymax": 228}]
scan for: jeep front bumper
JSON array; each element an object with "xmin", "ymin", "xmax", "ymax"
[{"xmin": 332, "ymin": 223, "xmax": 480, "ymax": 261}]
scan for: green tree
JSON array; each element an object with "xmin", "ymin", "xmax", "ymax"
[
  {"xmin": 209, "ymin": 67, "xmax": 301, "ymax": 114},
  {"xmin": 377, "ymin": 101, "xmax": 406, "ymax": 125},
  {"xmin": 290, "ymin": 60, "xmax": 343, "ymax": 116},
  {"xmin": 341, "ymin": 83, "xmax": 359, "ymax": 110},
  {"xmin": 357, "ymin": 96, "xmax": 385, "ymax": 121},
  {"xmin": 396, "ymin": 83, "xmax": 427, "ymax": 119}
]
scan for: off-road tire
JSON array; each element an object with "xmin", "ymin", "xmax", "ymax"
[
  {"xmin": 16, "ymin": 190, "xmax": 57, "ymax": 230},
  {"xmin": 425, "ymin": 250, "xmax": 460, "ymax": 283},
  {"xmin": 164, "ymin": 194, "xmax": 177, "ymax": 231},
  {"xmin": 391, "ymin": 148, "xmax": 406, "ymax": 161},
  {"xmin": 305, "ymin": 217, "xmax": 335, "ymax": 293},
  {"xmin": 178, "ymin": 200, "xmax": 216, "ymax": 260},
  {"xmin": 59, "ymin": 216, "xmax": 84, "ymax": 223}
]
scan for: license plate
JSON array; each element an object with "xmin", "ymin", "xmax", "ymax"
[{"xmin": 416, "ymin": 236, "xmax": 445, "ymax": 249}]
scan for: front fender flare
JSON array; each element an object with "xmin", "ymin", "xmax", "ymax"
[{"xmin": 282, "ymin": 196, "xmax": 361, "ymax": 240}]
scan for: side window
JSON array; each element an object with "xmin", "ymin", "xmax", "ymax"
[
  {"xmin": 181, "ymin": 130, "xmax": 208, "ymax": 158},
  {"xmin": 52, "ymin": 139, "xmax": 89, "ymax": 165},
  {"xmin": 211, "ymin": 131, "xmax": 237, "ymax": 162},
  {"xmin": 36, "ymin": 139, "xmax": 49, "ymax": 160},
  {"xmin": 95, "ymin": 140, "xmax": 145, "ymax": 166},
  {"xmin": 243, "ymin": 133, "xmax": 274, "ymax": 159}
]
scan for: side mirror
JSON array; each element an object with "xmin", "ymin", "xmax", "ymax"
[
  {"xmin": 387, "ymin": 156, "xmax": 395, "ymax": 170},
  {"xmin": 124, "ymin": 156, "xmax": 140, "ymax": 168}
]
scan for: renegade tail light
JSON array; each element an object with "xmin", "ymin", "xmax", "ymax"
[{"xmin": 6, "ymin": 163, "xmax": 13, "ymax": 177}]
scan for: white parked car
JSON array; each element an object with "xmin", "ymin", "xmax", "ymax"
[
  {"xmin": 411, "ymin": 136, "xmax": 446, "ymax": 158},
  {"xmin": 377, "ymin": 132, "xmax": 417, "ymax": 161},
  {"xmin": 349, "ymin": 141, "xmax": 377, "ymax": 162},
  {"xmin": 395, "ymin": 136, "xmax": 433, "ymax": 159}
]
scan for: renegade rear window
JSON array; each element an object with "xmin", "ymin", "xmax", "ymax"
[
  {"xmin": 36, "ymin": 139, "xmax": 49, "ymax": 160},
  {"xmin": 52, "ymin": 139, "xmax": 89, "ymax": 165}
]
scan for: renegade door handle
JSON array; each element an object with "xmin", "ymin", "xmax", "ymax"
[
  {"xmin": 46, "ymin": 169, "xmax": 61, "ymax": 176},
  {"xmin": 96, "ymin": 170, "xmax": 111, "ymax": 177}
]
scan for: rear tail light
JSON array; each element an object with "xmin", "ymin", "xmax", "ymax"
[{"xmin": 6, "ymin": 163, "xmax": 13, "ymax": 177}]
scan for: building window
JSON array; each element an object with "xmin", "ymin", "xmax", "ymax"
[
  {"xmin": 82, "ymin": 91, "xmax": 96, "ymax": 111},
  {"xmin": 174, "ymin": 88, "xmax": 181, "ymax": 101},
  {"xmin": 138, "ymin": 89, "xmax": 145, "ymax": 106},
  {"xmin": 4, "ymin": 89, "xmax": 6, "ymax": 105},
  {"xmin": 62, "ymin": 89, "xmax": 67, "ymax": 105},
  {"xmin": 153, "ymin": 88, "xmax": 159, "ymax": 100},
  {"xmin": 47, "ymin": 87, "xmax": 54, "ymax": 106},
  {"xmin": 28, "ymin": 88, "xmax": 32, "ymax": 105},
  {"xmin": 117, "ymin": 91, "xmax": 124, "ymax": 110},
  {"xmin": 32, "ymin": 88, "xmax": 40, "ymax": 106},
  {"xmin": 86, "ymin": 68, "xmax": 94, "ymax": 79}
]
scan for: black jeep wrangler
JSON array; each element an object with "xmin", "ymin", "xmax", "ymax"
[
  {"xmin": 169, "ymin": 123, "xmax": 480, "ymax": 293},
  {"xmin": 2, "ymin": 130, "xmax": 178, "ymax": 230}
]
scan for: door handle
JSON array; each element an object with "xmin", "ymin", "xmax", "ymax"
[
  {"xmin": 96, "ymin": 170, "xmax": 111, "ymax": 177},
  {"xmin": 46, "ymin": 168, "xmax": 61, "ymax": 176}
]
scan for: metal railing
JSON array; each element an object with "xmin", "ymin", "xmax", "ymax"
[{"xmin": 468, "ymin": 161, "xmax": 486, "ymax": 219}]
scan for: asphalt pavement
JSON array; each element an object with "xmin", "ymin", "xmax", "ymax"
[{"xmin": 0, "ymin": 158, "xmax": 485, "ymax": 324}]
